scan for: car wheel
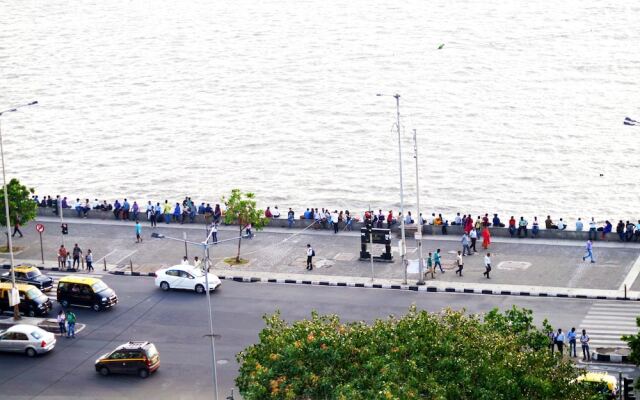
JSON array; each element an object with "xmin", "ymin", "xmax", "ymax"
[
  {"xmin": 92, "ymin": 303, "xmax": 101, "ymax": 312},
  {"xmin": 28, "ymin": 310, "xmax": 36, "ymax": 317},
  {"xmin": 195, "ymin": 284, "xmax": 205, "ymax": 294},
  {"xmin": 99, "ymin": 366, "xmax": 110, "ymax": 376},
  {"xmin": 26, "ymin": 348, "xmax": 37, "ymax": 357},
  {"xmin": 160, "ymin": 281, "xmax": 170, "ymax": 291},
  {"xmin": 61, "ymin": 300, "xmax": 69, "ymax": 308},
  {"xmin": 138, "ymin": 368, "xmax": 149, "ymax": 379}
]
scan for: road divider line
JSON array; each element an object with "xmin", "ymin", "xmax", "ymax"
[{"xmin": 619, "ymin": 253, "xmax": 640, "ymax": 291}]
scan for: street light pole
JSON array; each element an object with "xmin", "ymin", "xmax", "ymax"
[
  {"xmin": 377, "ymin": 93, "xmax": 407, "ymax": 284},
  {"xmin": 0, "ymin": 101, "xmax": 38, "ymax": 320},
  {"xmin": 154, "ymin": 230, "xmax": 240, "ymax": 400},
  {"xmin": 413, "ymin": 129, "xmax": 425, "ymax": 285}
]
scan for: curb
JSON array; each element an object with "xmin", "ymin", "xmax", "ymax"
[
  {"xmin": 591, "ymin": 351, "xmax": 630, "ymax": 363},
  {"xmin": 211, "ymin": 275, "xmax": 640, "ymax": 301},
  {"xmin": 108, "ymin": 270, "xmax": 156, "ymax": 277}
]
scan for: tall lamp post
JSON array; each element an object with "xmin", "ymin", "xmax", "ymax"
[
  {"xmin": 413, "ymin": 129, "xmax": 425, "ymax": 285},
  {"xmin": 376, "ymin": 93, "xmax": 407, "ymax": 284},
  {"xmin": 0, "ymin": 101, "xmax": 38, "ymax": 320},
  {"xmin": 153, "ymin": 230, "xmax": 240, "ymax": 400}
]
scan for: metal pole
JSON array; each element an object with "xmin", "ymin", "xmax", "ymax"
[
  {"xmin": 183, "ymin": 231, "xmax": 188, "ymax": 259},
  {"xmin": 39, "ymin": 232, "xmax": 44, "ymax": 265},
  {"xmin": 58, "ymin": 197, "xmax": 64, "ymax": 247},
  {"xmin": 414, "ymin": 129, "xmax": 424, "ymax": 285},
  {"xmin": 394, "ymin": 94, "xmax": 407, "ymax": 284},
  {"xmin": 204, "ymin": 242, "xmax": 219, "ymax": 400},
  {"xmin": 370, "ymin": 231, "xmax": 375, "ymax": 282},
  {"xmin": 0, "ymin": 118, "xmax": 19, "ymax": 320}
]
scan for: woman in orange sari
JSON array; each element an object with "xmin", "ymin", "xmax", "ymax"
[{"xmin": 482, "ymin": 227, "xmax": 491, "ymax": 249}]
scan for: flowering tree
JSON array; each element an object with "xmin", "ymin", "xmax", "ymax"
[
  {"xmin": 236, "ymin": 306, "xmax": 596, "ymax": 399},
  {"xmin": 0, "ymin": 178, "xmax": 37, "ymax": 249}
]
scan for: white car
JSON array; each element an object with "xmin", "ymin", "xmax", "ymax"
[
  {"xmin": 154, "ymin": 265, "xmax": 221, "ymax": 294},
  {"xmin": 0, "ymin": 324, "xmax": 56, "ymax": 357}
]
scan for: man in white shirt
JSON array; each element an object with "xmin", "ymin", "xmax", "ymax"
[
  {"xmin": 331, "ymin": 211, "xmax": 340, "ymax": 234},
  {"xmin": 306, "ymin": 244, "xmax": 314, "ymax": 270},
  {"xmin": 181, "ymin": 256, "xmax": 190, "ymax": 266},
  {"xmin": 557, "ymin": 218, "xmax": 566, "ymax": 230},
  {"xmin": 588, "ymin": 218, "xmax": 597, "ymax": 241},
  {"xmin": 454, "ymin": 213, "xmax": 462, "ymax": 225},
  {"xmin": 483, "ymin": 253, "xmax": 492, "ymax": 279},
  {"xmin": 272, "ymin": 206, "xmax": 281, "ymax": 218}
]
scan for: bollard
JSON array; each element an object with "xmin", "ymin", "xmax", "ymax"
[
  {"xmin": 130, "ymin": 259, "xmax": 133, "ymax": 274},
  {"xmin": 103, "ymin": 258, "xmax": 107, "ymax": 271}
]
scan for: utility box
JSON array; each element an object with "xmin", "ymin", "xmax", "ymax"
[{"xmin": 359, "ymin": 228, "xmax": 393, "ymax": 262}]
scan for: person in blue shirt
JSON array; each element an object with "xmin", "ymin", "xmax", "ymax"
[
  {"xmin": 173, "ymin": 203, "xmax": 181, "ymax": 223},
  {"xmin": 575, "ymin": 218, "xmax": 584, "ymax": 231},
  {"xmin": 492, "ymin": 214, "xmax": 504, "ymax": 227},
  {"xmin": 567, "ymin": 327, "xmax": 577, "ymax": 357},
  {"xmin": 122, "ymin": 199, "xmax": 131, "ymax": 220}
]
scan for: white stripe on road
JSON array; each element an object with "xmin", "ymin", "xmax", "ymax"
[
  {"xmin": 620, "ymin": 253, "xmax": 640, "ymax": 291},
  {"xmin": 114, "ymin": 250, "xmax": 138, "ymax": 265}
]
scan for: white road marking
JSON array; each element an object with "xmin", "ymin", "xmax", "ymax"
[{"xmin": 619, "ymin": 253, "xmax": 640, "ymax": 291}]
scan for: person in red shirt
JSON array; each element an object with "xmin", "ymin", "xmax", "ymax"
[
  {"xmin": 264, "ymin": 207, "xmax": 273, "ymax": 218},
  {"xmin": 387, "ymin": 211, "xmax": 394, "ymax": 229},
  {"xmin": 508, "ymin": 216, "xmax": 517, "ymax": 237}
]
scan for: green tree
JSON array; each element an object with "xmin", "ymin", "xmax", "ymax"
[
  {"xmin": 622, "ymin": 317, "xmax": 640, "ymax": 365},
  {"xmin": 222, "ymin": 189, "xmax": 268, "ymax": 263},
  {"xmin": 0, "ymin": 178, "xmax": 37, "ymax": 249},
  {"xmin": 236, "ymin": 306, "xmax": 597, "ymax": 400}
]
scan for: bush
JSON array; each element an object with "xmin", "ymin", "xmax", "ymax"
[{"xmin": 236, "ymin": 306, "xmax": 594, "ymax": 399}]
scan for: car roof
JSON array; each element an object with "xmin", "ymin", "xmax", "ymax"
[
  {"xmin": 0, "ymin": 282, "xmax": 40, "ymax": 291},
  {"xmin": 7, "ymin": 324, "xmax": 47, "ymax": 334},
  {"xmin": 116, "ymin": 341, "xmax": 153, "ymax": 350},
  {"xmin": 58, "ymin": 276, "xmax": 102, "ymax": 285},
  {"xmin": 14, "ymin": 265, "xmax": 39, "ymax": 273}
]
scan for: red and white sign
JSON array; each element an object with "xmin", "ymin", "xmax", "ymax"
[{"xmin": 35, "ymin": 223, "xmax": 45, "ymax": 233}]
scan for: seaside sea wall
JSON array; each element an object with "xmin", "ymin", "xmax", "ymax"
[{"xmin": 37, "ymin": 208, "xmax": 628, "ymax": 243}]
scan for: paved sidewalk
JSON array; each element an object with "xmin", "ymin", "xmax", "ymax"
[{"xmin": 1, "ymin": 217, "xmax": 638, "ymax": 300}]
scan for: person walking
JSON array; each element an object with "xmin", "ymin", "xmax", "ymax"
[
  {"xmin": 483, "ymin": 253, "xmax": 492, "ymax": 279},
  {"xmin": 85, "ymin": 249, "xmax": 94, "ymax": 272},
  {"xmin": 469, "ymin": 229, "xmax": 478, "ymax": 253},
  {"xmin": 434, "ymin": 249, "xmax": 444, "ymax": 273},
  {"xmin": 332, "ymin": 210, "xmax": 339, "ymax": 234},
  {"xmin": 12, "ymin": 216, "xmax": 23, "ymax": 238},
  {"xmin": 567, "ymin": 327, "xmax": 577, "ymax": 357},
  {"xmin": 455, "ymin": 251, "xmax": 464, "ymax": 276},
  {"xmin": 135, "ymin": 220, "xmax": 142, "ymax": 243},
  {"xmin": 66, "ymin": 311, "xmax": 77, "ymax": 338},
  {"xmin": 481, "ymin": 227, "xmax": 491, "ymax": 249},
  {"xmin": 426, "ymin": 252, "xmax": 433, "ymax": 278},
  {"xmin": 461, "ymin": 233, "xmax": 472, "ymax": 256},
  {"xmin": 56, "ymin": 310, "xmax": 66, "ymax": 336},
  {"xmin": 245, "ymin": 223, "xmax": 253, "ymax": 239},
  {"xmin": 548, "ymin": 330, "xmax": 556, "ymax": 355},
  {"xmin": 555, "ymin": 328, "xmax": 565, "ymax": 356},
  {"xmin": 580, "ymin": 329, "xmax": 591, "ymax": 361},
  {"xmin": 306, "ymin": 244, "xmax": 314, "ymax": 270},
  {"xmin": 582, "ymin": 240, "xmax": 595, "ymax": 263},
  {"xmin": 72, "ymin": 244, "xmax": 83, "ymax": 269}
]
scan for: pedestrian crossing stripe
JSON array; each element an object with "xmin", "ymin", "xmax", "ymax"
[{"xmin": 578, "ymin": 302, "xmax": 640, "ymax": 348}]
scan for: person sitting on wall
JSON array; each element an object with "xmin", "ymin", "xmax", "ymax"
[
  {"xmin": 545, "ymin": 215, "xmax": 558, "ymax": 229},
  {"xmin": 557, "ymin": 218, "xmax": 566, "ymax": 230},
  {"xmin": 492, "ymin": 213, "xmax": 505, "ymax": 227}
]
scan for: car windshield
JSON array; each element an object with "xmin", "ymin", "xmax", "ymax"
[
  {"xmin": 26, "ymin": 270, "xmax": 42, "ymax": 279},
  {"xmin": 30, "ymin": 330, "xmax": 42, "ymax": 340},
  {"xmin": 92, "ymin": 281, "xmax": 108, "ymax": 293},
  {"xmin": 25, "ymin": 287, "xmax": 45, "ymax": 301},
  {"xmin": 145, "ymin": 344, "xmax": 159, "ymax": 358}
]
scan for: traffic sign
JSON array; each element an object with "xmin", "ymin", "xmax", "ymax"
[{"xmin": 35, "ymin": 223, "xmax": 44, "ymax": 233}]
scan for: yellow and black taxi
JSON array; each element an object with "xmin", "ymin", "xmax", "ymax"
[
  {"xmin": 57, "ymin": 276, "xmax": 118, "ymax": 311},
  {"xmin": 0, "ymin": 282, "xmax": 52, "ymax": 317},
  {"xmin": 95, "ymin": 341, "xmax": 160, "ymax": 378},
  {"xmin": 576, "ymin": 371, "xmax": 617, "ymax": 398},
  {"xmin": 0, "ymin": 265, "xmax": 54, "ymax": 291}
]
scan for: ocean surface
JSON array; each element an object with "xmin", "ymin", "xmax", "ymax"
[{"xmin": 1, "ymin": 0, "xmax": 639, "ymax": 220}]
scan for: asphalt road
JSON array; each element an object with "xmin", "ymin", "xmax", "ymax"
[{"xmin": 0, "ymin": 274, "xmax": 632, "ymax": 399}]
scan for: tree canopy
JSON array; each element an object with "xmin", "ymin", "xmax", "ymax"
[
  {"xmin": 236, "ymin": 306, "xmax": 597, "ymax": 400},
  {"xmin": 0, "ymin": 178, "xmax": 36, "ymax": 227}
]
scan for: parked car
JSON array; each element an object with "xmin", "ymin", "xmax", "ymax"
[
  {"xmin": 95, "ymin": 341, "xmax": 160, "ymax": 378},
  {"xmin": 57, "ymin": 276, "xmax": 118, "ymax": 311},
  {"xmin": 0, "ymin": 265, "xmax": 54, "ymax": 291},
  {"xmin": 0, "ymin": 324, "xmax": 56, "ymax": 357},
  {"xmin": 154, "ymin": 265, "xmax": 221, "ymax": 294},
  {"xmin": 0, "ymin": 282, "xmax": 52, "ymax": 317}
]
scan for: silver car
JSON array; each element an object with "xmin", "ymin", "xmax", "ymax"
[{"xmin": 0, "ymin": 324, "xmax": 56, "ymax": 357}]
